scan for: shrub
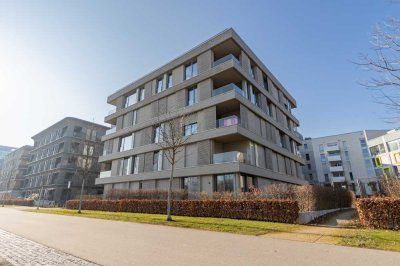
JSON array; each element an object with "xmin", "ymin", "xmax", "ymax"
[
  {"xmin": 379, "ymin": 176, "xmax": 400, "ymax": 197},
  {"xmin": 2, "ymin": 199, "xmax": 34, "ymax": 206},
  {"xmin": 66, "ymin": 199, "xmax": 299, "ymax": 223},
  {"xmin": 356, "ymin": 197, "xmax": 400, "ymax": 230}
]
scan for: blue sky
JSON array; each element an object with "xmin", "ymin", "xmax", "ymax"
[{"xmin": 0, "ymin": 0, "xmax": 398, "ymax": 147}]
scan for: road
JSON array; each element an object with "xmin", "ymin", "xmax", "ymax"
[{"xmin": 0, "ymin": 207, "xmax": 399, "ymax": 266}]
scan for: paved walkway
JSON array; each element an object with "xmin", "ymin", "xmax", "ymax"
[
  {"xmin": 0, "ymin": 229, "xmax": 96, "ymax": 266},
  {"xmin": 0, "ymin": 207, "xmax": 399, "ymax": 266}
]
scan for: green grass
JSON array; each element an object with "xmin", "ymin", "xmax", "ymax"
[
  {"xmin": 337, "ymin": 228, "xmax": 400, "ymax": 252},
  {"xmin": 26, "ymin": 209, "xmax": 400, "ymax": 252},
  {"xmin": 27, "ymin": 209, "xmax": 302, "ymax": 235}
]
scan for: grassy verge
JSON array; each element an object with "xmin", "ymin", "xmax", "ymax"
[
  {"xmin": 26, "ymin": 209, "xmax": 400, "ymax": 252},
  {"xmin": 27, "ymin": 209, "xmax": 302, "ymax": 235}
]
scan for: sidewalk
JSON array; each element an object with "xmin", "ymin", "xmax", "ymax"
[{"xmin": 0, "ymin": 207, "xmax": 399, "ymax": 266}]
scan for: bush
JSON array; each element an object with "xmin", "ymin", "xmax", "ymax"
[
  {"xmin": 2, "ymin": 199, "xmax": 34, "ymax": 206},
  {"xmin": 66, "ymin": 199, "xmax": 299, "ymax": 223},
  {"xmin": 356, "ymin": 197, "xmax": 400, "ymax": 230},
  {"xmin": 380, "ymin": 176, "xmax": 400, "ymax": 197}
]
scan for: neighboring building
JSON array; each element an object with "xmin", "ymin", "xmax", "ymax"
[
  {"xmin": 0, "ymin": 145, "xmax": 17, "ymax": 172},
  {"xmin": 0, "ymin": 145, "xmax": 33, "ymax": 197},
  {"xmin": 368, "ymin": 129, "xmax": 400, "ymax": 177},
  {"xmin": 300, "ymin": 130, "xmax": 387, "ymax": 196},
  {"xmin": 22, "ymin": 117, "xmax": 108, "ymax": 206},
  {"xmin": 97, "ymin": 28, "xmax": 306, "ymax": 196}
]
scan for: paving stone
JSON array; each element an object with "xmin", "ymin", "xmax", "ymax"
[{"xmin": 0, "ymin": 229, "xmax": 97, "ymax": 266}]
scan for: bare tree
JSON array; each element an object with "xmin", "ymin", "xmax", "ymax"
[
  {"xmin": 357, "ymin": 17, "xmax": 400, "ymax": 120},
  {"xmin": 153, "ymin": 110, "xmax": 193, "ymax": 221},
  {"xmin": 76, "ymin": 128, "xmax": 100, "ymax": 213}
]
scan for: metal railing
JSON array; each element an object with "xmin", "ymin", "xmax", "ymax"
[
  {"xmin": 213, "ymin": 151, "xmax": 245, "ymax": 164},
  {"xmin": 213, "ymin": 54, "xmax": 241, "ymax": 67},
  {"xmin": 212, "ymin": 83, "xmax": 245, "ymax": 97}
]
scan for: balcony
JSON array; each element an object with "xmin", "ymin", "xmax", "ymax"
[
  {"xmin": 213, "ymin": 54, "xmax": 240, "ymax": 67},
  {"xmin": 325, "ymin": 144, "xmax": 340, "ymax": 152},
  {"xmin": 217, "ymin": 115, "xmax": 239, "ymax": 128},
  {"xmin": 213, "ymin": 151, "xmax": 245, "ymax": 164},
  {"xmin": 99, "ymin": 170, "xmax": 111, "ymax": 178},
  {"xmin": 106, "ymin": 126, "xmax": 116, "ymax": 135},
  {"xmin": 331, "ymin": 176, "xmax": 346, "ymax": 183},
  {"xmin": 329, "ymin": 166, "xmax": 344, "ymax": 172},
  {"xmin": 327, "ymin": 155, "xmax": 342, "ymax": 162},
  {"xmin": 212, "ymin": 83, "xmax": 245, "ymax": 97}
]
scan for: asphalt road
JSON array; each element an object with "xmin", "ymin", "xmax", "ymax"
[{"xmin": 0, "ymin": 207, "xmax": 399, "ymax": 266}]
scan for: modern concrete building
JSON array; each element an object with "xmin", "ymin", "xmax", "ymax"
[
  {"xmin": 0, "ymin": 145, "xmax": 33, "ymax": 197},
  {"xmin": 368, "ymin": 129, "xmax": 400, "ymax": 177},
  {"xmin": 22, "ymin": 117, "xmax": 108, "ymax": 205},
  {"xmin": 0, "ymin": 145, "xmax": 17, "ymax": 172},
  {"xmin": 300, "ymin": 130, "xmax": 387, "ymax": 196},
  {"xmin": 97, "ymin": 28, "xmax": 306, "ymax": 195}
]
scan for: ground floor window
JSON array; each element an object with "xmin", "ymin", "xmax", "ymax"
[
  {"xmin": 239, "ymin": 175, "xmax": 257, "ymax": 192},
  {"xmin": 182, "ymin": 176, "xmax": 200, "ymax": 192},
  {"xmin": 215, "ymin": 174, "xmax": 235, "ymax": 192}
]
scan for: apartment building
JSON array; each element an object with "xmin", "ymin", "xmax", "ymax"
[
  {"xmin": 0, "ymin": 145, "xmax": 17, "ymax": 172},
  {"xmin": 300, "ymin": 130, "xmax": 387, "ymax": 196},
  {"xmin": 22, "ymin": 117, "xmax": 108, "ymax": 205},
  {"xmin": 368, "ymin": 129, "xmax": 400, "ymax": 177},
  {"xmin": 0, "ymin": 145, "xmax": 33, "ymax": 197},
  {"xmin": 97, "ymin": 28, "xmax": 306, "ymax": 195}
]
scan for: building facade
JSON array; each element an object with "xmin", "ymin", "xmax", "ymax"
[
  {"xmin": 0, "ymin": 145, "xmax": 33, "ymax": 197},
  {"xmin": 22, "ymin": 117, "xmax": 108, "ymax": 205},
  {"xmin": 0, "ymin": 145, "xmax": 17, "ymax": 172},
  {"xmin": 300, "ymin": 130, "xmax": 387, "ymax": 196},
  {"xmin": 368, "ymin": 129, "xmax": 400, "ymax": 177},
  {"xmin": 97, "ymin": 28, "xmax": 306, "ymax": 195}
]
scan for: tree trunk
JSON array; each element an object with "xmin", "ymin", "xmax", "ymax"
[
  {"xmin": 167, "ymin": 158, "xmax": 175, "ymax": 221},
  {"xmin": 78, "ymin": 178, "xmax": 85, "ymax": 214}
]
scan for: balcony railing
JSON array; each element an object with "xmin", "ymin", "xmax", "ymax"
[
  {"xmin": 106, "ymin": 126, "xmax": 116, "ymax": 135},
  {"xmin": 329, "ymin": 166, "xmax": 344, "ymax": 172},
  {"xmin": 331, "ymin": 176, "xmax": 346, "ymax": 183},
  {"xmin": 216, "ymin": 115, "xmax": 240, "ymax": 128},
  {"xmin": 325, "ymin": 144, "xmax": 340, "ymax": 152},
  {"xmin": 99, "ymin": 170, "xmax": 111, "ymax": 178},
  {"xmin": 212, "ymin": 83, "xmax": 245, "ymax": 97},
  {"xmin": 213, "ymin": 151, "xmax": 245, "ymax": 164},
  {"xmin": 213, "ymin": 54, "xmax": 240, "ymax": 67},
  {"xmin": 327, "ymin": 155, "xmax": 342, "ymax": 162}
]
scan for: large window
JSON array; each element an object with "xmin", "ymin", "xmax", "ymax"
[
  {"xmin": 279, "ymin": 131, "xmax": 287, "ymax": 149},
  {"xmin": 166, "ymin": 73, "xmax": 173, "ymax": 88},
  {"xmin": 184, "ymin": 123, "xmax": 198, "ymax": 136},
  {"xmin": 125, "ymin": 92, "xmax": 137, "ymax": 108},
  {"xmin": 156, "ymin": 78, "xmax": 164, "ymax": 93},
  {"xmin": 153, "ymin": 151, "xmax": 162, "ymax": 171},
  {"xmin": 387, "ymin": 139, "xmax": 400, "ymax": 152},
  {"xmin": 215, "ymin": 174, "xmax": 234, "ymax": 192},
  {"xmin": 182, "ymin": 176, "xmax": 200, "ymax": 191},
  {"xmin": 138, "ymin": 87, "xmax": 145, "ymax": 102},
  {"xmin": 184, "ymin": 61, "xmax": 198, "ymax": 80},
  {"xmin": 187, "ymin": 87, "xmax": 198, "ymax": 106},
  {"xmin": 119, "ymin": 157, "xmax": 132, "ymax": 176},
  {"xmin": 153, "ymin": 125, "xmax": 163, "ymax": 143},
  {"xmin": 119, "ymin": 135, "xmax": 133, "ymax": 152}
]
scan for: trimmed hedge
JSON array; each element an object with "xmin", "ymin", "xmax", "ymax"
[
  {"xmin": 356, "ymin": 197, "xmax": 400, "ymax": 230},
  {"xmin": 2, "ymin": 199, "xmax": 34, "ymax": 206},
  {"xmin": 66, "ymin": 199, "xmax": 299, "ymax": 223}
]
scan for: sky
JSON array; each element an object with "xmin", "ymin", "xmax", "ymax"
[{"xmin": 0, "ymin": 0, "xmax": 398, "ymax": 147}]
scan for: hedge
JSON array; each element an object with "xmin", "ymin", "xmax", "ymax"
[
  {"xmin": 356, "ymin": 197, "xmax": 400, "ymax": 230},
  {"xmin": 66, "ymin": 199, "xmax": 299, "ymax": 223},
  {"xmin": 2, "ymin": 199, "xmax": 34, "ymax": 206}
]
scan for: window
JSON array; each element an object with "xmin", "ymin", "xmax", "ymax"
[
  {"xmin": 304, "ymin": 143, "xmax": 308, "ymax": 150},
  {"xmin": 125, "ymin": 93, "xmax": 137, "ymax": 108},
  {"xmin": 309, "ymin": 173, "xmax": 313, "ymax": 180},
  {"xmin": 184, "ymin": 123, "xmax": 198, "ymax": 136},
  {"xmin": 132, "ymin": 155, "xmax": 139, "ymax": 174},
  {"xmin": 305, "ymin": 154, "xmax": 310, "ymax": 160},
  {"xmin": 166, "ymin": 73, "xmax": 173, "ymax": 88},
  {"xmin": 342, "ymin": 141, "xmax": 348, "ymax": 150},
  {"xmin": 319, "ymin": 144, "xmax": 324, "ymax": 153},
  {"xmin": 132, "ymin": 110, "xmax": 137, "ymax": 125},
  {"xmin": 70, "ymin": 142, "xmax": 80, "ymax": 153},
  {"xmin": 279, "ymin": 131, "xmax": 287, "ymax": 149},
  {"xmin": 185, "ymin": 61, "xmax": 198, "ymax": 80},
  {"xmin": 215, "ymin": 174, "xmax": 234, "ymax": 192},
  {"xmin": 83, "ymin": 145, "xmax": 94, "ymax": 156},
  {"xmin": 153, "ymin": 151, "xmax": 162, "ymax": 171},
  {"xmin": 350, "ymin": 172, "xmax": 354, "ymax": 181},
  {"xmin": 73, "ymin": 126, "xmax": 83, "ymax": 138},
  {"xmin": 182, "ymin": 176, "xmax": 200, "ymax": 191},
  {"xmin": 153, "ymin": 125, "xmax": 161, "ymax": 143},
  {"xmin": 187, "ymin": 87, "xmax": 198, "ymax": 106},
  {"xmin": 138, "ymin": 87, "xmax": 145, "ymax": 102},
  {"xmin": 60, "ymin": 126, "xmax": 68, "ymax": 137},
  {"xmin": 156, "ymin": 78, "xmax": 164, "ymax": 93},
  {"xmin": 307, "ymin": 164, "xmax": 311, "ymax": 170},
  {"xmin": 119, "ymin": 157, "xmax": 132, "ymax": 176},
  {"xmin": 263, "ymin": 77, "xmax": 269, "ymax": 91},
  {"xmin": 344, "ymin": 151, "xmax": 350, "ymax": 160},
  {"xmin": 54, "ymin": 157, "xmax": 61, "ymax": 168},
  {"xmin": 247, "ymin": 85, "xmax": 259, "ymax": 106},
  {"xmin": 119, "ymin": 135, "xmax": 133, "ymax": 152},
  {"xmin": 250, "ymin": 64, "xmax": 256, "ymax": 79},
  {"xmin": 324, "ymin": 174, "xmax": 329, "ymax": 182},
  {"xmin": 320, "ymin": 154, "xmax": 326, "ymax": 162},
  {"xmin": 388, "ymin": 140, "xmax": 400, "ymax": 152}
]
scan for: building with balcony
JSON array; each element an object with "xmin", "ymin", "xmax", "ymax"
[
  {"xmin": 97, "ymin": 28, "xmax": 306, "ymax": 195},
  {"xmin": 0, "ymin": 145, "xmax": 17, "ymax": 172},
  {"xmin": 22, "ymin": 117, "xmax": 108, "ymax": 206},
  {"xmin": 300, "ymin": 130, "xmax": 387, "ymax": 196},
  {"xmin": 0, "ymin": 145, "xmax": 33, "ymax": 197}
]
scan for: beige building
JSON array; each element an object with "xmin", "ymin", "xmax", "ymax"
[{"xmin": 97, "ymin": 28, "xmax": 306, "ymax": 195}]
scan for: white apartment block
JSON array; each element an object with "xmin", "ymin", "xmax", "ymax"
[{"xmin": 300, "ymin": 130, "xmax": 387, "ymax": 196}]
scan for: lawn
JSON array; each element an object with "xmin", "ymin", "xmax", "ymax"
[{"xmin": 27, "ymin": 208, "xmax": 400, "ymax": 252}]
